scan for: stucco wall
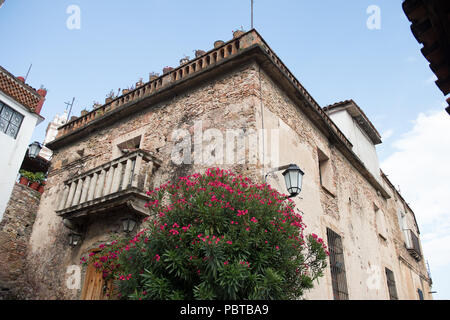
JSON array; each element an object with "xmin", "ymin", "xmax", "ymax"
[
  {"xmin": 326, "ymin": 109, "xmax": 381, "ymax": 184},
  {"xmin": 254, "ymin": 67, "xmax": 431, "ymax": 300},
  {"xmin": 0, "ymin": 91, "xmax": 40, "ymax": 221}
]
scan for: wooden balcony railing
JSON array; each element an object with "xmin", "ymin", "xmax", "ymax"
[
  {"xmin": 404, "ymin": 229, "xmax": 422, "ymax": 260},
  {"xmin": 56, "ymin": 150, "xmax": 160, "ymax": 219}
]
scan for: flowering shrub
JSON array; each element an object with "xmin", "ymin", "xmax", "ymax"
[{"xmin": 83, "ymin": 168, "xmax": 328, "ymax": 300}]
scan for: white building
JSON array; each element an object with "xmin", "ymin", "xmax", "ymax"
[
  {"xmin": 0, "ymin": 66, "xmax": 46, "ymax": 221},
  {"xmin": 39, "ymin": 111, "xmax": 68, "ymax": 161}
]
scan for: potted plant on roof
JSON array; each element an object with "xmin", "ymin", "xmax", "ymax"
[
  {"xmin": 149, "ymin": 72, "xmax": 159, "ymax": 81},
  {"xmin": 233, "ymin": 28, "xmax": 245, "ymax": 39},
  {"xmin": 180, "ymin": 56, "xmax": 190, "ymax": 66},
  {"xmin": 105, "ymin": 90, "xmax": 116, "ymax": 104},
  {"xmin": 28, "ymin": 173, "xmax": 38, "ymax": 190},
  {"xmin": 214, "ymin": 40, "xmax": 225, "ymax": 48},
  {"xmin": 93, "ymin": 101, "xmax": 102, "ymax": 109},
  {"xmin": 29, "ymin": 172, "xmax": 45, "ymax": 191},
  {"xmin": 38, "ymin": 179, "xmax": 47, "ymax": 194},
  {"xmin": 163, "ymin": 66, "xmax": 174, "ymax": 74},
  {"xmin": 19, "ymin": 170, "xmax": 33, "ymax": 186}
]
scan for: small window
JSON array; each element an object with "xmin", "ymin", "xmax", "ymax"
[
  {"xmin": 375, "ymin": 204, "xmax": 388, "ymax": 240},
  {"xmin": 327, "ymin": 228, "xmax": 349, "ymax": 300},
  {"xmin": 318, "ymin": 148, "xmax": 334, "ymax": 194},
  {"xmin": 0, "ymin": 101, "xmax": 24, "ymax": 139},
  {"xmin": 385, "ymin": 268, "xmax": 398, "ymax": 300},
  {"xmin": 116, "ymin": 136, "xmax": 141, "ymax": 156}
]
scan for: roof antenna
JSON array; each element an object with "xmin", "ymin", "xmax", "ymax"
[
  {"xmin": 24, "ymin": 63, "xmax": 32, "ymax": 82},
  {"xmin": 65, "ymin": 97, "xmax": 76, "ymax": 123},
  {"xmin": 251, "ymin": 0, "xmax": 254, "ymax": 29}
]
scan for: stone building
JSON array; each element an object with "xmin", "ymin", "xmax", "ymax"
[{"xmin": 28, "ymin": 29, "xmax": 431, "ymax": 300}]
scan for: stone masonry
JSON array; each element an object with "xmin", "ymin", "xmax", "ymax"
[{"xmin": 0, "ymin": 183, "xmax": 40, "ymax": 299}]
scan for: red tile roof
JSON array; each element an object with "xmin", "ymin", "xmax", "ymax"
[{"xmin": 0, "ymin": 65, "xmax": 43, "ymax": 114}]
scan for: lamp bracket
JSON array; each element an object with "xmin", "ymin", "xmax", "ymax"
[{"xmin": 264, "ymin": 164, "xmax": 295, "ymax": 183}]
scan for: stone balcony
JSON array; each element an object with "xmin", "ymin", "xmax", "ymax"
[
  {"xmin": 56, "ymin": 150, "xmax": 160, "ymax": 221},
  {"xmin": 404, "ymin": 229, "xmax": 422, "ymax": 261}
]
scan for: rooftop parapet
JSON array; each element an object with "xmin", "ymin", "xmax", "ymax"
[{"xmin": 53, "ymin": 30, "xmax": 353, "ymax": 151}]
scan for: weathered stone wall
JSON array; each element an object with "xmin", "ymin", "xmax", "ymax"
[
  {"xmin": 0, "ymin": 183, "xmax": 40, "ymax": 299},
  {"xmin": 254, "ymin": 66, "xmax": 431, "ymax": 300},
  {"xmin": 27, "ymin": 62, "xmax": 263, "ymax": 299},
  {"xmin": 27, "ymin": 58, "xmax": 431, "ymax": 300}
]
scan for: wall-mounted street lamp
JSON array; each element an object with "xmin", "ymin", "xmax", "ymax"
[
  {"xmin": 68, "ymin": 232, "xmax": 82, "ymax": 247},
  {"xmin": 265, "ymin": 164, "xmax": 305, "ymax": 199},
  {"xmin": 122, "ymin": 217, "xmax": 137, "ymax": 233},
  {"xmin": 28, "ymin": 141, "xmax": 42, "ymax": 159}
]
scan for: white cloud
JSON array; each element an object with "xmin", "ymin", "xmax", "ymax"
[
  {"xmin": 425, "ymin": 75, "xmax": 438, "ymax": 85},
  {"xmin": 381, "ymin": 110, "xmax": 450, "ymax": 283},
  {"xmin": 405, "ymin": 56, "xmax": 417, "ymax": 63},
  {"xmin": 381, "ymin": 129, "xmax": 394, "ymax": 141}
]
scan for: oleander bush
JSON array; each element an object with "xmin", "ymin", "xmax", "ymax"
[{"xmin": 83, "ymin": 168, "xmax": 328, "ymax": 300}]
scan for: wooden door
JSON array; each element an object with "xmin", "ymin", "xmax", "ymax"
[{"xmin": 81, "ymin": 253, "xmax": 115, "ymax": 300}]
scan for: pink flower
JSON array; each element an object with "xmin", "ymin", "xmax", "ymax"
[
  {"xmin": 237, "ymin": 209, "xmax": 248, "ymax": 217},
  {"xmin": 155, "ymin": 254, "xmax": 161, "ymax": 262}
]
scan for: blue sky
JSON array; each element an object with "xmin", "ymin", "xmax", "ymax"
[{"xmin": 1, "ymin": 0, "xmax": 448, "ymax": 299}]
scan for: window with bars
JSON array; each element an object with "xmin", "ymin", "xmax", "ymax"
[
  {"xmin": 0, "ymin": 101, "xmax": 24, "ymax": 139},
  {"xmin": 385, "ymin": 268, "xmax": 398, "ymax": 300},
  {"xmin": 418, "ymin": 288, "xmax": 424, "ymax": 300},
  {"xmin": 327, "ymin": 228, "xmax": 349, "ymax": 300}
]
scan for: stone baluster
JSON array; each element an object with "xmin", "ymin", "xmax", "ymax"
[
  {"xmin": 71, "ymin": 179, "xmax": 84, "ymax": 206},
  {"xmin": 79, "ymin": 176, "xmax": 91, "ymax": 204},
  {"xmin": 122, "ymin": 158, "xmax": 134, "ymax": 190},
  {"xmin": 65, "ymin": 182, "xmax": 77, "ymax": 209},
  {"xmin": 58, "ymin": 185, "xmax": 70, "ymax": 211},
  {"xmin": 104, "ymin": 166, "xmax": 115, "ymax": 195},
  {"xmin": 87, "ymin": 172, "xmax": 98, "ymax": 201},
  {"xmin": 95, "ymin": 169, "xmax": 107, "ymax": 198},
  {"xmin": 110, "ymin": 162, "xmax": 123, "ymax": 194},
  {"xmin": 132, "ymin": 154, "xmax": 143, "ymax": 188}
]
